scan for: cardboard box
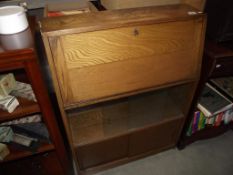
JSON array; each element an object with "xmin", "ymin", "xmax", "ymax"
[{"xmin": 0, "ymin": 95, "xmax": 19, "ymax": 113}]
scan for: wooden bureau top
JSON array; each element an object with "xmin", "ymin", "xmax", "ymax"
[{"xmin": 40, "ymin": 4, "xmax": 204, "ymax": 36}]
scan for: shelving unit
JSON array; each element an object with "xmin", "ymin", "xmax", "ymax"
[
  {"xmin": 0, "ymin": 98, "xmax": 40, "ymax": 122},
  {"xmin": 0, "ymin": 18, "xmax": 70, "ymax": 175},
  {"xmin": 178, "ymin": 40, "xmax": 233, "ymax": 148},
  {"xmin": 3, "ymin": 143, "xmax": 54, "ymax": 163},
  {"xmin": 40, "ymin": 4, "xmax": 206, "ymax": 174}
]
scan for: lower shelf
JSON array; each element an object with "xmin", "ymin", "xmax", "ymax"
[
  {"xmin": 2, "ymin": 142, "xmax": 54, "ymax": 163},
  {"xmin": 0, "ymin": 97, "xmax": 40, "ymax": 122},
  {"xmin": 179, "ymin": 122, "xmax": 233, "ymax": 148},
  {"xmin": 0, "ymin": 150, "xmax": 64, "ymax": 175}
]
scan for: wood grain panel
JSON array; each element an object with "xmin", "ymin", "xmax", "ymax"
[
  {"xmin": 129, "ymin": 117, "xmax": 183, "ymax": 156},
  {"xmin": 68, "ymin": 84, "xmax": 188, "ymax": 146},
  {"xmin": 49, "ymin": 37, "xmax": 74, "ymax": 104},
  {"xmin": 66, "ymin": 49, "xmax": 196, "ymax": 106},
  {"xmin": 61, "ymin": 21, "xmax": 195, "ymax": 69},
  {"xmin": 40, "ymin": 4, "xmax": 204, "ymax": 37},
  {"xmin": 50, "ymin": 19, "xmax": 204, "ymax": 107},
  {"xmin": 76, "ymin": 135, "xmax": 128, "ymax": 169},
  {"xmin": 181, "ymin": 0, "xmax": 206, "ymax": 11},
  {"xmin": 101, "ymin": 0, "xmax": 180, "ymax": 10}
]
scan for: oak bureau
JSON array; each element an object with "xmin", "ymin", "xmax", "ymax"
[{"xmin": 40, "ymin": 4, "xmax": 206, "ymax": 174}]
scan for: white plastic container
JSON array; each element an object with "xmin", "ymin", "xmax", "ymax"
[{"xmin": 0, "ymin": 6, "xmax": 28, "ymax": 35}]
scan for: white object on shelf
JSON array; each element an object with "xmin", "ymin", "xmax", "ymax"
[
  {"xmin": 0, "ymin": 73, "xmax": 16, "ymax": 99},
  {"xmin": 0, "ymin": 126, "xmax": 13, "ymax": 143},
  {"xmin": 0, "ymin": 143, "xmax": 10, "ymax": 161},
  {"xmin": 0, "ymin": 114, "xmax": 42, "ymax": 126},
  {"xmin": 0, "ymin": 6, "xmax": 28, "ymax": 35},
  {"xmin": 12, "ymin": 133, "xmax": 38, "ymax": 147},
  {"xmin": 0, "ymin": 95, "xmax": 19, "ymax": 113},
  {"xmin": 11, "ymin": 81, "xmax": 37, "ymax": 102}
]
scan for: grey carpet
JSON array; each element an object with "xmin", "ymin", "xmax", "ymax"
[{"xmin": 96, "ymin": 131, "xmax": 233, "ymax": 175}]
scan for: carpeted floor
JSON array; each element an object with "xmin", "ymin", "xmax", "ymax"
[{"xmin": 96, "ymin": 131, "xmax": 233, "ymax": 175}]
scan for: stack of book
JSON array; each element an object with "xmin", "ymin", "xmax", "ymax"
[
  {"xmin": 0, "ymin": 73, "xmax": 37, "ymax": 113},
  {"xmin": 0, "ymin": 114, "xmax": 49, "ymax": 161},
  {"xmin": 186, "ymin": 83, "xmax": 233, "ymax": 136}
]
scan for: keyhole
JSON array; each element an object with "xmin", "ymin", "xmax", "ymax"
[{"xmin": 134, "ymin": 28, "xmax": 139, "ymax": 36}]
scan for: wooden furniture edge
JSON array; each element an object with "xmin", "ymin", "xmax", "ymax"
[
  {"xmin": 41, "ymin": 34, "xmax": 81, "ymax": 172},
  {"xmin": 177, "ymin": 15, "xmax": 207, "ymax": 147},
  {"xmin": 79, "ymin": 143, "xmax": 175, "ymax": 175},
  {"xmin": 40, "ymin": 4, "xmax": 205, "ymax": 37},
  {"xmin": 64, "ymin": 79, "xmax": 197, "ymax": 109}
]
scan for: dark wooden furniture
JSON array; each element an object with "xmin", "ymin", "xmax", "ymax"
[
  {"xmin": 0, "ymin": 18, "xmax": 70, "ymax": 175},
  {"xmin": 40, "ymin": 4, "xmax": 206, "ymax": 174},
  {"xmin": 178, "ymin": 40, "xmax": 233, "ymax": 148}
]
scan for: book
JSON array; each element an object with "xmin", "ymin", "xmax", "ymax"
[
  {"xmin": 0, "ymin": 126, "xmax": 13, "ymax": 143},
  {"xmin": 192, "ymin": 111, "xmax": 200, "ymax": 133},
  {"xmin": 186, "ymin": 117, "xmax": 193, "ymax": 136},
  {"xmin": 11, "ymin": 81, "xmax": 37, "ymax": 102},
  {"xmin": 214, "ymin": 112, "xmax": 223, "ymax": 127},
  {"xmin": 223, "ymin": 108, "xmax": 233, "ymax": 124},
  {"xmin": 12, "ymin": 133, "xmax": 38, "ymax": 147},
  {"xmin": 198, "ymin": 112, "xmax": 206, "ymax": 130},
  {"xmin": 0, "ymin": 114, "xmax": 42, "ymax": 126},
  {"xmin": 0, "ymin": 143, "xmax": 10, "ymax": 161},
  {"xmin": 11, "ymin": 123, "xmax": 50, "ymax": 142},
  {"xmin": 0, "ymin": 73, "xmax": 16, "ymax": 99},
  {"xmin": 0, "ymin": 95, "xmax": 19, "ymax": 113},
  {"xmin": 210, "ymin": 77, "xmax": 233, "ymax": 100},
  {"xmin": 197, "ymin": 83, "xmax": 233, "ymax": 117}
]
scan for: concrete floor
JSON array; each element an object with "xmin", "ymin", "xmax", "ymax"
[{"xmin": 96, "ymin": 131, "xmax": 233, "ymax": 175}]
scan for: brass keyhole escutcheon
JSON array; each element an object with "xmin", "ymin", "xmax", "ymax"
[{"xmin": 133, "ymin": 28, "xmax": 139, "ymax": 36}]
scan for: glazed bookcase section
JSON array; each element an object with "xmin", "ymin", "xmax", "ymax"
[
  {"xmin": 68, "ymin": 83, "xmax": 192, "ymax": 146},
  {"xmin": 68, "ymin": 82, "xmax": 193, "ymax": 170}
]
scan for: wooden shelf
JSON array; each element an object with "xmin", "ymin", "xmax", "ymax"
[
  {"xmin": 1, "ymin": 142, "xmax": 55, "ymax": 163},
  {"xmin": 0, "ymin": 97, "xmax": 40, "ymax": 123},
  {"xmin": 180, "ymin": 122, "xmax": 233, "ymax": 147},
  {"xmin": 68, "ymin": 84, "xmax": 190, "ymax": 146},
  {"xmin": 179, "ymin": 40, "xmax": 233, "ymax": 149},
  {"xmin": 0, "ymin": 17, "xmax": 69, "ymax": 174}
]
